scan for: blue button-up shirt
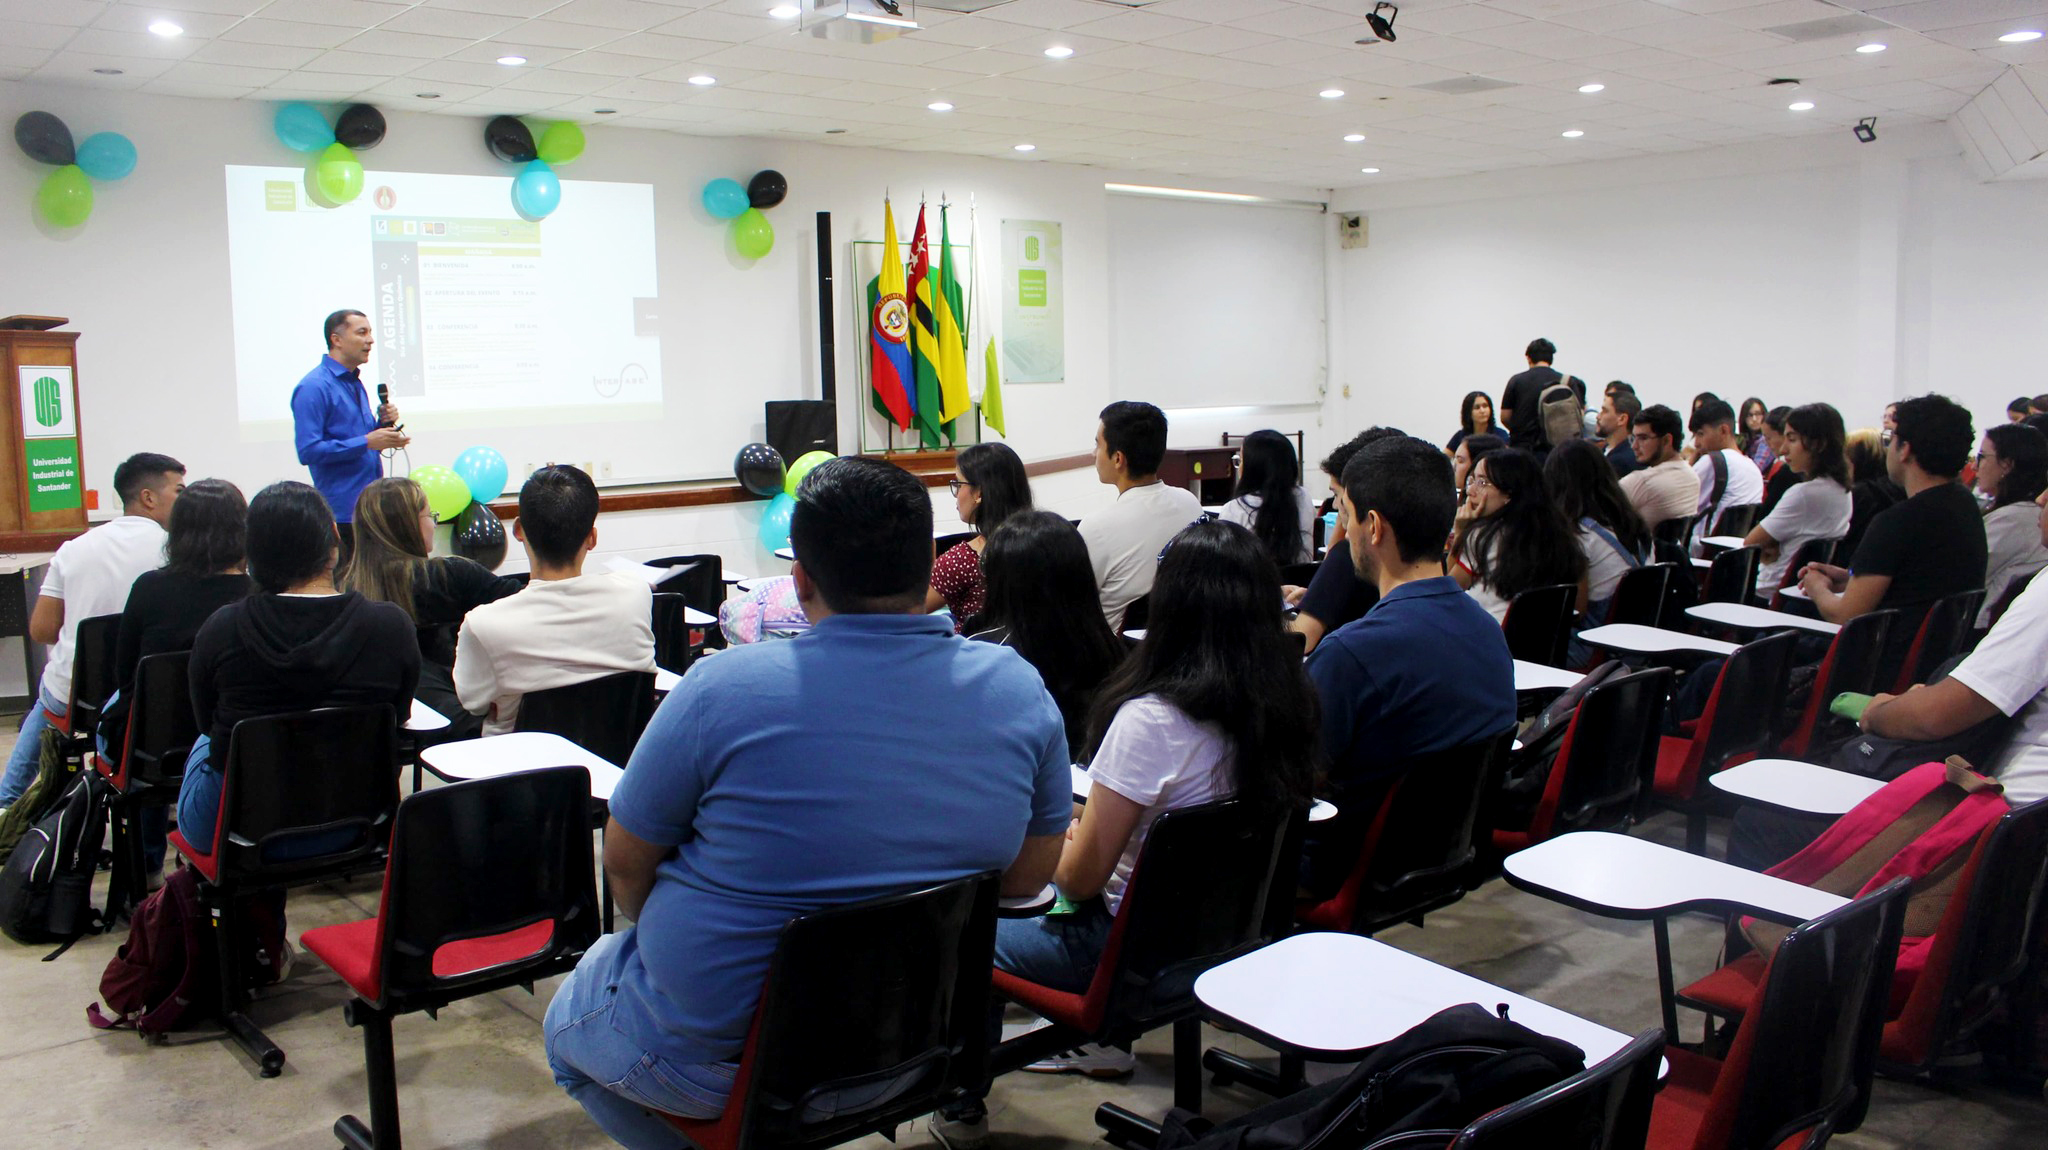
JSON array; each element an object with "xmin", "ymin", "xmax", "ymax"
[{"xmin": 290, "ymin": 355, "xmax": 381, "ymax": 523}]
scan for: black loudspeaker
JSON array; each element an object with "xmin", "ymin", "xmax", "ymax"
[{"xmin": 766, "ymin": 400, "xmax": 837, "ymax": 464}]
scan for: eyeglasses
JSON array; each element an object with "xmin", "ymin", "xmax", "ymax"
[
  {"xmin": 1976, "ymin": 452, "xmax": 1998, "ymax": 466},
  {"xmin": 947, "ymin": 479, "xmax": 975, "ymax": 494},
  {"xmin": 1466, "ymin": 474, "xmax": 1494, "ymax": 490}
]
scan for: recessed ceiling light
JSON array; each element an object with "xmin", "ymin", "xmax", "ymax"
[
  {"xmin": 825, "ymin": 128, "xmax": 847, "ymax": 134},
  {"xmin": 769, "ymin": 4, "xmax": 800, "ymax": 17},
  {"xmin": 1014, "ymin": 143, "xmax": 1035, "ymax": 151},
  {"xmin": 1320, "ymin": 88, "xmax": 1345, "ymax": 99},
  {"xmin": 928, "ymin": 101, "xmax": 954, "ymax": 111},
  {"xmin": 1360, "ymin": 167, "xmax": 1380, "ymax": 174},
  {"xmin": 2000, "ymin": 30, "xmax": 2043, "ymax": 43},
  {"xmin": 1343, "ymin": 133, "xmax": 1365, "ymax": 142},
  {"xmin": 1043, "ymin": 45, "xmax": 1074, "ymax": 59},
  {"xmin": 594, "ymin": 108, "xmax": 617, "ymax": 114},
  {"xmin": 688, "ymin": 74, "xmax": 717, "ymax": 85},
  {"xmin": 1578, "ymin": 82, "xmax": 1605, "ymax": 93},
  {"xmin": 497, "ymin": 55, "xmax": 527, "ymax": 66},
  {"xmin": 148, "ymin": 19, "xmax": 182, "ymax": 37},
  {"xmin": 94, "ymin": 67, "xmax": 124, "ymax": 75},
  {"xmin": 1857, "ymin": 42, "xmax": 1887, "ymax": 53},
  {"xmin": 1561, "ymin": 129, "xmax": 1584, "ymax": 138},
  {"xmin": 415, "ymin": 91, "xmax": 440, "ymax": 99},
  {"xmin": 1789, "ymin": 100, "xmax": 1815, "ymax": 111}
]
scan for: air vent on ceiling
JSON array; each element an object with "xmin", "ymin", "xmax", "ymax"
[
  {"xmin": 918, "ymin": 0, "xmax": 1015, "ymax": 11},
  {"xmin": 1763, "ymin": 14, "xmax": 1891, "ymax": 42},
  {"xmin": 1412, "ymin": 76, "xmax": 1519, "ymax": 95}
]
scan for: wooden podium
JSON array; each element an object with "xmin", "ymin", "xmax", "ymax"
[{"xmin": 0, "ymin": 318, "xmax": 89, "ymax": 552}]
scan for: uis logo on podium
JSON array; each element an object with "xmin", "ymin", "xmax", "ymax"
[
  {"xmin": 17, "ymin": 365, "xmax": 81, "ymax": 513},
  {"xmin": 32, "ymin": 375, "xmax": 63, "ymax": 428}
]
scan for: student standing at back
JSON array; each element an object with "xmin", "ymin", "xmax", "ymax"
[
  {"xmin": 1498, "ymin": 338, "xmax": 1584, "ymax": 454},
  {"xmin": 1077, "ymin": 401, "xmax": 1203, "ymax": 630}
]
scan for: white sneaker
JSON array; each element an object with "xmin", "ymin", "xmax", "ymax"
[
  {"xmin": 1022, "ymin": 1043, "xmax": 1136, "ymax": 1078},
  {"xmin": 928, "ymin": 1111, "xmax": 990, "ymax": 1150}
]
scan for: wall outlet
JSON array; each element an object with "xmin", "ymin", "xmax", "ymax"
[
  {"xmin": 601, "ymin": 461, "xmax": 614, "ymax": 478},
  {"xmin": 1342, "ymin": 384, "xmax": 1352, "ymax": 398},
  {"xmin": 1338, "ymin": 213, "xmax": 1368, "ymax": 249}
]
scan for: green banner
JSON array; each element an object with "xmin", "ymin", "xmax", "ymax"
[{"xmin": 24, "ymin": 437, "xmax": 82, "ymax": 512}]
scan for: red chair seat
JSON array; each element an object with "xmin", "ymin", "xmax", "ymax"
[
  {"xmin": 1654, "ymin": 735, "xmax": 1695, "ymax": 794},
  {"xmin": 991, "ymin": 968, "xmax": 1101, "ymax": 1034},
  {"xmin": 303, "ymin": 917, "xmax": 382, "ymax": 1000},
  {"xmin": 1677, "ymin": 954, "xmax": 1766, "ymax": 1017},
  {"xmin": 1491, "ymin": 828, "xmax": 1535, "ymax": 853},
  {"xmin": 45, "ymin": 706, "xmax": 71, "ymax": 736},
  {"xmin": 433, "ymin": 920, "xmax": 554, "ymax": 979},
  {"xmin": 1645, "ymin": 1047, "xmax": 1721, "ymax": 1149},
  {"xmin": 168, "ymin": 828, "xmax": 219, "ymax": 882}
]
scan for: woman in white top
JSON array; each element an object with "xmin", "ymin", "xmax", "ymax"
[
  {"xmin": 1745, "ymin": 403, "xmax": 1853, "ymax": 598},
  {"xmin": 1542, "ymin": 440, "xmax": 1651, "ymax": 623},
  {"xmin": 1973, "ymin": 422, "xmax": 2048, "ymax": 627},
  {"xmin": 1450, "ymin": 449, "xmax": 1587, "ymax": 622},
  {"xmin": 1217, "ymin": 429, "xmax": 1311, "ymax": 566}
]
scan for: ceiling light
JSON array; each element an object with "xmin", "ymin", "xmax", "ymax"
[
  {"xmin": 497, "ymin": 55, "xmax": 527, "ymax": 66},
  {"xmin": 1043, "ymin": 45, "xmax": 1073, "ymax": 59},
  {"xmin": 416, "ymin": 92, "xmax": 441, "ymax": 99},
  {"xmin": 1578, "ymin": 82, "xmax": 1605, "ymax": 93},
  {"xmin": 928, "ymin": 101, "xmax": 953, "ymax": 111},
  {"xmin": 1319, "ymin": 88, "xmax": 1345, "ymax": 99},
  {"xmin": 1014, "ymin": 143, "xmax": 1036, "ymax": 151},
  {"xmin": 1343, "ymin": 133, "xmax": 1365, "ymax": 142},
  {"xmin": 1364, "ymin": 2, "xmax": 1398, "ymax": 43},
  {"xmin": 1789, "ymin": 100, "xmax": 1814, "ymax": 111},
  {"xmin": 688, "ymin": 74, "xmax": 717, "ymax": 85},
  {"xmin": 594, "ymin": 108, "xmax": 617, "ymax": 114},
  {"xmin": 148, "ymin": 19, "xmax": 182, "ymax": 37},
  {"xmin": 1999, "ymin": 31, "xmax": 2042, "ymax": 43},
  {"xmin": 93, "ymin": 67, "xmax": 124, "ymax": 75},
  {"xmin": 1561, "ymin": 129, "xmax": 1584, "ymax": 138},
  {"xmin": 1857, "ymin": 43, "xmax": 1886, "ymax": 53},
  {"xmin": 769, "ymin": 4, "xmax": 800, "ymax": 17},
  {"xmin": 1360, "ymin": 167, "xmax": 1381, "ymax": 174}
]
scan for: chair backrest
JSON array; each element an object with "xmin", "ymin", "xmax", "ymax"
[
  {"xmin": 123, "ymin": 650, "xmax": 199, "ymax": 788},
  {"xmin": 1607, "ymin": 564, "xmax": 1675, "ymax": 628},
  {"xmin": 1536, "ymin": 667, "xmax": 1672, "ymax": 841},
  {"xmin": 1502, "ymin": 584, "xmax": 1576, "ymax": 668},
  {"xmin": 514, "ymin": 670, "xmax": 657, "ymax": 766},
  {"xmin": 1673, "ymin": 631, "xmax": 1800, "ymax": 798},
  {"xmin": 1708, "ymin": 877, "xmax": 1910, "ymax": 1150},
  {"xmin": 218, "ymin": 705, "xmax": 399, "ymax": 881},
  {"xmin": 1279, "ymin": 561, "xmax": 1320, "ymax": 588},
  {"xmin": 1122, "ymin": 592, "xmax": 1151, "ymax": 632},
  {"xmin": 1710, "ymin": 503, "xmax": 1759, "ymax": 539},
  {"xmin": 1701, "ymin": 546, "xmax": 1761, "ymax": 605},
  {"xmin": 376, "ymin": 766, "xmax": 601, "ymax": 1009},
  {"xmin": 1928, "ymin": 797, "xmax": 2048, "ymax": 1058},
  {"xmin": 1652, "ymin": 514, "xmax": 1696, "ymax": 550},
  {"xmin": 68, "ymin": 612, "xmax": 122, "ymax": 724},
  {"xmin": 736, "ymin": 872, "xmax": 999, "ymax": 1147},
  {"xmin": 1446, "ymin": 1029, "xmax": 1665, "ymax": 1150},
  {"xmin": 1769, "ymin": 538, "xmax": 1840, "ymax": 602},
  {"xmin": 650, "ymin": 592, "xmax": 696, "ymax": 671},
  {"xmin": 642, "ymin": 553, "xmax": 724, "ymax": 612},
  {"xmin": 1781, "ymin": 610, "xmax": 1896, "ymax": 758},
  {"xmin": 1892, "ymin": 589, "xmax": 1986, "ymax": 693}
]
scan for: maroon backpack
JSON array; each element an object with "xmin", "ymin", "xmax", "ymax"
[{"xmin": 86, "ymin": 868, "xmax": 288, "ymax": 1037}]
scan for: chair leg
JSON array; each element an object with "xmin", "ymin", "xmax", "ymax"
[
  {"xmin": 1685, "ymin": 809, "xmax": 1707, "ymax": 855},
  {"xmin": 1201, "ymin": 1046, "xmax": 1306, "ymax": 1099},
  {"xmin": 1095, "ymin": 1102, "xmax": 1163, "ymax": 1150},
  {"xmin": 336, "ymin": 1000, "xmax": 402, "ymax": 1149},
  {"xmin": 213, "ymin": 893, "xmax": 285, "ymax": 1077},
  {"xmin": 1172, "ymin": 1016, "xmax": 1202, "ymax": 1114}
]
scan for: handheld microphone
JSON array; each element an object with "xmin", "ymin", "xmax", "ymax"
[{"xmin": 376, "ymin": 382, "xmax": 393, "ymax": 428}]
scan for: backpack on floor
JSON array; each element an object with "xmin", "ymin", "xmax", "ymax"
[
  {"xmin": 1538, "ymin": 377, "xmax": 1586, "ymax": 448},
  {"xmin": 86, "ymin": 872, "xmax": 288, "ymax": 1037},
  {"xmin": 1153, "ymin": 1003, "xmax": 1587, "ymax": 1150},
  {"xmin": 0, "ymin": 771, "xmax": 108, "ymax": 945},
  {"xmin": 0, "ymin": 727, "xmax": 75, "ymax": 867}
]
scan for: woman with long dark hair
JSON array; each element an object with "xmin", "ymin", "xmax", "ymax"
[
  {"xmin": 1452, "ymin": 448, "xmax": 1587, "ymax": 621},
  {"xmin": 1758, "ymin": 405, "xmax": 1797, "ymax": 516},
  {"xmin": 1446, "ymin": 391, "xmax": 1496, "ymax": 454},
  {"xmin": 970, "ymin": 511, "xmax": 1125, "ymax": 759},
  {"xmin": 1543, "ymin": 440, "xmax": 1649, "ymax": 622},
  {"xmin": 1974, "ymin": 422, "xmax": 2048, "ymax": 626},
  {"xmin": 1452, "ymin": 431, "xmax": 1505, "ymax": 505},
  {"xmin": 1744, "ymin": 403, "xmax": 1852, "ymax": 595},
  {"xmin": 1739, "ymin": 396, "xmax": 1774, "ymax": 471},
  {"xmin": 1218, "ymin": 429, "xmax": 1310, "ymax": 565},
  {"xmin": 926, "ymin": 441, "xmax": 1032, "ymax": 631}
]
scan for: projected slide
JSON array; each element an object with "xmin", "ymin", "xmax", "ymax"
[{"xmin": 223, "ymin": 166, "xmax": 660, "ymax": 429}]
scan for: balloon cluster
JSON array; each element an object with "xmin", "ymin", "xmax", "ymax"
[
  {"xmin": 483, "ymin": 116, "xmax": 585, "ymax": 221},
  {"xmin": 273, "ymin": 102, "xmax": 385, "ymax": 207},
  {"xmin": 702, "ymin": 170, "xmax": 787, "ymax": 260},
  {"xmin": 413, "ymin": 446, "xmax": 514, "ymax": 569},
  {"xmin": 734, "ymin": 442, "xmax": 832, "ymax": 550},
  {"xmin": 14, "ymin": 111, "xmax": 135, "ymax": 228}
]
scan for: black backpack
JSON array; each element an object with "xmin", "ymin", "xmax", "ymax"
[
  {"xmin": 1154, "ymin": 1003, "xmax": 1586, "ymax": 1150},
  {"xmin": 0, "ymin": 772, "xmax": 108, "ymax": 946}
]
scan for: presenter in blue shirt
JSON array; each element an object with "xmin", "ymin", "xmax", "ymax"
[{"xmin": 290, "ymin": 309, "xmax": 408, "ymax": 565}]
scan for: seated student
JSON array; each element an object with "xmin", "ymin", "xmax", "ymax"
[
  {"xmin": 1840, "ymin": 427, "xmax": 1904, "ymax": 562},
  {"xmin": 342, "ymin": 477, "xmax": 521, "ymax": 736},
  {"xmin": 1218, "ymin": 429, "xmax": 1311, "ymax": 565},
  {"xmin": 1306, "ymin": 435, "xmax": 1514, "ymax": 891},
  {"xmin": 2009, "ymin": 396, "xmax": 2033, "ymax": 424},
  {"xmin": 175, "ymin": 482, "xmax": 418, "ymax": 857},
  {"xmin": 1078, "ymin": 401, "xmax": 1204, "ymax": 630},
  {"xmin": 1688, "ymin": 398, "xmax": 1766, "ymax": 539},
  {"xmin": 1619, "ymin": 405, "xmax": 1701, "ymax": 532},
  {"xmin": 1450, "ymin": 448, "xmax": 1588, "ymax": 622},
  {"xmin": 452, "ymin": 466, "xmax": 655, "ymax": 737},
  {"xmin": 1453, "ymin": 431, "xmax": 1505, "ymax": 504},
  {"xmin": 1544, "ymin": 439, "xmax": 1650, "ymax": 627},
  {"xmin": 1756, "ymin": 406, "xmax": 1798, "ymax": 517},
  {"xmin": 970, "ymin": 511, "xmax": 1126, "ymax": 762},
  {"xmin": 1745, "ymin": 403, "xmax": 1852, "ymax": 595},
  {"xmin": 1446, "ymin": 390, "xmax": 1497, "ymax": 455},
  {"xmin": 1973, "ymin": 422, "xmax": 2048, "ymax": 628},
  {"xmin": 1595, "ymin": 387, "xmax": 1642, "ymax": 479},
  {"xmin": 544, "ymin": 458, "xmax": 1069, "ymax": 1149},
  {"xmin": 1291, "ymin": 427, "xmax": 1406, "ymax": 654},
  {"xmin": 926, "ymin": 441, "xmax": 1032, "ymax": 631}
]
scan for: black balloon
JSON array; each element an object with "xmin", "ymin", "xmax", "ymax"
[
  {"xmin": 734, "ymin": 442, "xmax": 787, "ymax": 497},
  {"xmin": 452, "ymin": 501, "xmax": 508, "ymax": 570},
  {"xmin": 747, "ymin": 169, "xmax": 788, "ymax": 209},
  {"xmin": 14, "ymin": 111, "xmax": 74, "ymax": 166},
  {"xmin": 335, "ymin": 103, "xmax": 387, "ymax": 149},
  {"xmin": 484, "ymin": 114, "xmax": 537, "ymax": 164}
]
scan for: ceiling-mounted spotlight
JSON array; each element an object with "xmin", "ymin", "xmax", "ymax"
[
  {"xmin": 1364, "ymin": 3, "xmax": 1398, "ymax": 43},
  {"xmin": 1854, "ymin": 116, "xmax": 1877, "ymax": 143}
]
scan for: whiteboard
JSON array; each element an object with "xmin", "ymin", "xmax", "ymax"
[{"xmin": 1107, "ymin": 195, "xmax": 1328, "ymax": 409}]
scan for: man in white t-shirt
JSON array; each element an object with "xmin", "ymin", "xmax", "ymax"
[
  {"xmin": 1076, "ymin": 401, "xmax": 1204, "ymax": 630},
  {"xmin": 0, "ymin": 453, "xmax": 184, "ymax": 807},
  {"xmin": 453, "ymin": 465, "xmax": 654, "ymax": 736},
  {"xmin": 1688, "ymin": 398, "xmax": 1764, "ymax": 539}
]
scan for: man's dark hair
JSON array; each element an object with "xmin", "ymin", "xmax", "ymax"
[
  {"xmin": 246, "ymin": 481, "xmax": 336, "ymax": 593},
  {"xmin": 1634, "ymin": 404, "xmax": 1682, "ymax": 452},
  {"xmin": 2009, "ymin": 396, "xmax": 2032, "ymax": 417},
  {"xmin": 1099, "ymin": 401, "xmax": 1168, "ymax": 477},
  {"xmin": 1525, "ymin": 338, "xmax": 1555, "ymax": 363},
  {"xmin": 517, "ymin": 465, "xmax": 599, "ymax": 566},
  {"xmin": 1608, "ymin": 390, "xmax": 1642, "ymax": 420},
  {"xmin": 1605, "ymin": 380, "xmax": 1636, "ymax": 400},
  {"xmin": 1891, "ymin": 393, "xmax": 1975, "ymax": 478},
  {"xmin": 323, "ymin": 308, "xmax": 366, "ymax": 351},
  {"xmin": 1689, "ymin": 398, "xmax": 1736, "ymax": 435},
  {"xmin": 1339, "ymin": 436, "xmax": 1455, "ymax": 565},
  {"xmin": 1319, "ymin": 426, "xmax": 1407, "ymax": 481},
  {"xmin": 790, "ymin": 457, "xmax": 933, "ymax": 613},
  {"xmin": 112, "ymin": 452, "xmax": 185, "ymax": 506},
  {"xmin": 164, "ymin": 478, "xmax": 247, "ymax": 577},
  {"xmin": 2032, "ymin": 394, "xmax": 2048, "ymax": 414}
]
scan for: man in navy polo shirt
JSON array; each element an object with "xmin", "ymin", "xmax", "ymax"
[
  {"xmin": 290, "ymin": 308, "xmax": 407, "ymax": 563},
  {"xmin": 1303, "ymin": 435, "xmax": 1515, "ymax": 893}
]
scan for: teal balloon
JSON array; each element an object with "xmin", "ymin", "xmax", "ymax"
[
  {"xmin": 733, "ymin": 207, "xmax": 773, "ymax": 259},
  {"xmin": 452, "ymin": 446, "xmax": 510, "ymax": 503},
  {"xmin": 511, "ymin": 159, "xmax": 560, "ymax": 220},
  {"xmin": 702, "ymin": 178, "xmax": 747, "ymax": 220},
  {"xmin": 274, "ymin": 102, "xmax": 334, "ymax": 153},
  {"xmin": 758, "ymin": 493, "xmax": 795, "ymax": 551},
  {"xmin": 74, "ymin": 132, "xmax": 136, "ymax": 181}
]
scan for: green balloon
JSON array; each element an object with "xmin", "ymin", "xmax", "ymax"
[
  {"xmin": 733, "ymin": 207, "xmax": 774, "ymax": 260},
  {"xmin": 36, "ymin": 164, "xmax": 92, "ymax": 228},
  {"xmin": 784, "ymin": 450, "xmax": 835, "ymax": 496},
  {"xmin": 314, "ymin": 142, "xmax": 363, "ymax": 205},
  {"xmin": 537, "ymin": 121, "xmax": 586, "ymax": 165},
  {"xmin": 413, "ymin": 465, "xmax": 474, "ymax": 523}
]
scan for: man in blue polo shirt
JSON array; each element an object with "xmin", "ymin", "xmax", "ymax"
[
  {"xmin": 290, "ymin": 308, "xmax": 407, "ymax": 563},
  {"xmin": 544, "ymin": 457, "xmax": 1070, "ymax": 1150},
  {"xmin": 1303, "ymin": 435, "xmax": 1515, "ymax": 893}
]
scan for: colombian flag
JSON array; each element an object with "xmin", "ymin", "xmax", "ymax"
[{"xmin": 867, "ymin": 199, "xmax": 915, "ymax": 431}]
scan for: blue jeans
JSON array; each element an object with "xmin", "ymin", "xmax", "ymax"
[
  {"xmin": 545, "ymin": 930, "xmax": 739, "ymax": 1149},
  {"xmin": 945, "ymin": 900, "xmax": 1118, "ymax": 1121},
  {"xmin": 0, "ymin": 686, "xmax": 63, "ymax": 806}
]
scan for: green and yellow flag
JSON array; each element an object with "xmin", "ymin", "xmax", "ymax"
[
  {"xmin": 935, "ymin": 205, "xmax": 971, "ymax": 430},
  {"xmin": 982, "ymin": 336, "xmax": 1005, "ymax": 437},
  {"xmin": 908, "ymin": 204, "xmax": 944, "ymax": 448}
]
